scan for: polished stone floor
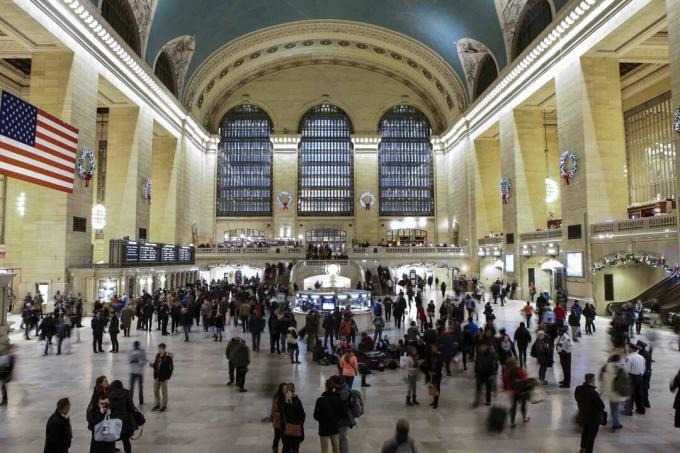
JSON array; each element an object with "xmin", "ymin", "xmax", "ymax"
[{"xmin": 1, "ymin": 291, "xmax": 679, "ymax": 452}]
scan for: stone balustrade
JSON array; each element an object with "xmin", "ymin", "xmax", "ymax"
[{"xmin": 591, "ymin": 214, "xmax": 677, "ymax": 235}]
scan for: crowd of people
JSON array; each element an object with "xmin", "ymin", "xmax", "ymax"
[{"xmin": 1, "ymin": 270, "xmax": 679, "ymax": 453}]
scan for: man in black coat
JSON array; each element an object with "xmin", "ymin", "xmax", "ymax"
[
  {"xmin": 313, "ymin": 379, "xmax": 346, "ymax": 452},
  {"xmin": 575, "ymin": 373, "xmax": 605, "ymax": 453},
  {"xmin": 44, "ymin": 397, "xmax": 72, "ymax": 453},
  {"xmin": 91, "ymin": 311, "xmax": 105, "ymax": 353}
]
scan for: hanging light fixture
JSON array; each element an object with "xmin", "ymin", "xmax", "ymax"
[{"xmin": 543, "ymin": 110, "xmax": 559, "ymax": 203}]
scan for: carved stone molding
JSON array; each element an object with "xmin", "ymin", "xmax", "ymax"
[
  {"xmin": 156, "ymin": 34, "xmax": 195, "ymax": 97},
  {"xmin": 128, "ymin": 0, "xmax": 157, "ymax": 56},
  {"xmin": 456, "ymin": 38, "xmax": 497, "ymax": 99},
  {"xmin": 494, "ymin": 0, "xmax": 555, "ymax": 62},
  {"xmin": 183, "ymin": 20, "xmax": 468, "ymax": 130}
]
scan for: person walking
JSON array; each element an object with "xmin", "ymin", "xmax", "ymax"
[
  {"xmin": 502, "ymin": 357, "xmax": 531, "ymax": 427},
  {"xmin": 232, "ymin": 338, "xmax": 250, "ymax": 392},
  {"xmin": 555, "ymin": 326, "xmax": 573, "ymax": 388},
  {"xmin": 531, "ymin": 331, "xmax": 553, "ymax": 385},
  {"xmin": 574, "ymin": 373, "xmax": 605, "ymax": 453},
  {"xmin": 514, "ymin": 322, "xmax": 531, "ymax": 368},
  {"xmin": 671, "ymin": 368, "xmax": 680, "ymax": 429},
  {"xmin": 440, "ymin": 281, "xmax": 447, "ymax": 299},
  {"xmin": 108, "ymin": 380, "xmax": 137, "ymax": 453},
  {"xmin": 38, "ymin": 314, "xmax": 56, "ymax": 356},
  {"xmin": 279, "ymin": 383, "xmax": 305, "ymax": 453},
  {"xmin": 108, "ymin": 313, "xmax": 120, "ymax": 353},
  {"xmin": 225, "ymin": 335, "xmax": 241, "ymax": 386},
  {"xmin": 402, "ymin": 346, "xmax": 420, "ymax": 406},
  {"xmin": 0, "ymin": 346, "xmax": 15, "ymax": 406},
  {"xmin": 473, "ymin": 343, "xmax": 498, "ymax": 407},
  {"xmin": 180, "ymin": 306, "xmax": 192, "ymax": 342},
  {"xmin": 330, "ymin": 375, "xmax": 355, "ymax": 453},
  {"xmin": 598, "ymin": 354, "xmax": 627, "ymax": 430},
  {"xmin": 128, "ymin": 341, "xmax": 146, "ymax": 406},
  {"xmin": 250, "ymin": 313, "xmax": 265, "ymax": 352},
  {"xmin": 380, "ymin": 419, "xmax": 417, "ymax": 453},
  {"xmin": 306, "ymin": 309, "xmax": 320, "ymax": 352},
  {"xmin": 339, "ymin": 346, "xmax": 358, "ymax": 388},
  {"xmin": 120, "ymin": 305, "xmax": 134, "ymax": 337},
  {"xmin": 287, "ymin": 326, "xmax": 301, "ymax": 364},
  {"xmin": 322, "ymin": 313, "xmax": 335, "ymax": 350},
  {"xmin": 43, "ymin": 397, "xmax": 72, "ymax": 453},
  {"xmin": 427, "ymin": 343, "xmax": 444, "ymax": 409},
  {"xmin": 372, "ymin": 314, "xmax": 385, "ymax": 343},
  {"xmin": 636, "ymin": 340, "xmax": 653, "ymax": 409},
  {"xmin": 622, "ymin": 343, "xmax": 646, "ymax": 415},
  {"xmin": 522, "ymin": 302, "xmax": 534, "ymax": 328},
  {"xmin": 314, "ymin": 379, "xmax": 345, "ymax": 453},
  {"xmin": 150, "ymin": 343, "xmax": 173, "ymax": 412},
  {"xmin": 271, "ymin": 383, "xmax": 287, "ymax": 453}
]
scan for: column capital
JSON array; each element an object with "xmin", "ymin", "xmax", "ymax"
[
  {"xmin": 271, "ymin": 134, "xmax": 300, "ymax": 153},
  {"xmin": 352, "ymin": 135, "xmax": 380, "ymax": 153}
]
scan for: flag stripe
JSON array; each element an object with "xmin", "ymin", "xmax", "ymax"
[
  {"xmin": 36, "ymin": 119, "xmax": 78, "ymax": 144},
  {"xmin": 36, "ymin": 109, "xmax": 79, "ymax": 134},
  {"xmin": 0, "ymin": 155, "xmax": 73, "ymax": 183},
  {"xmin": 35, "ymin": 130, "xmax": 77, "ymax": 154},
  {"xmin": 0, "ymin": 141, "xmax": 74, "ymax": 174},
  {"xmin": 1, "ymin": 136, "xmax": 75, "ymax": 167},
  {"xmin": 33, "ymin": 141, "xmax": 77, "ymax": 163},
  {"xmin": 0, "ymin": 165, "xmax": 73, "ymax": 193}
]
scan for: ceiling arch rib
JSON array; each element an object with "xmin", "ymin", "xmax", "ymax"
[
  {"xmin": 456, "ymin": 38, "xmax": 499, "ymax": 100},
  {"xmin": 183, "ymin": 20, "xmax": 468, "ymax": 134}
]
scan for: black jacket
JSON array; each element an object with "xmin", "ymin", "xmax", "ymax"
[
  {"xmin": 44, "ymin": 410, "xmax": 72, "ymax": 453},
  {"xmin": 108, "ymin": 387, "xmax": 137, "ymax": 434},
  {"xmin": 280, "ymin": 396, "xmax": 306, "ymax": 438},
  {"xmin": 514, "ymin": 326, "xmax": 532, "ymax": 346},
  {"xmin": 574, "ymin": 384, "xmax": 605, "ymax": 426},
  {"xmin": 475, "ymin": 348, "xmax": 499, "ymax": 378},
  {"xmin": 313, "ymin": 391, "xmax": 345, "ymax": 436},
  {"xmin": 151, "ymin": 353, "xmax": 174, "ymax": 381}
]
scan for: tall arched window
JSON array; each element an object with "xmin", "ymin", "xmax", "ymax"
[
  {"xmin": 512, "ymin": 0, "xmax": 552, "ymax": 59},
  {"xmin": 101, "ymin": 0, "xmax": 141, "ymax": 56},
  {"xmin": 474, "ymin": 54, "xmax": 498, "ymax": 100},
  {"xmin": 154, "ymin": 52, "xmax": 176, "ymax": 95},
  {"xmin": 378, "ymin": 105, "xmax": 433, "ymax": 216},
  {"xmin": 298, "ymin": 104, "xmax": 354, "ymax": 216},
  {"xmin": 216, "ymin": 104, "xmax": 273, "ymax": 216}
]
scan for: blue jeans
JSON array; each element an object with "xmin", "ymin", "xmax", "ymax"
[
  {"xmin": 610, "ymin": 401, "xmax": 621, "ymax": 427},
  {"xmin": 130, "ymin": 373, "xmax": 143, "ymax": 404}
]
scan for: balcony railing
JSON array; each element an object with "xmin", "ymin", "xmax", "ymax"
[
  {"xmin": 196, "ymin": 246, "xmax": 468, "ymax": 259},
  {"xmin": 591, "ymin": 215, "xmax": 677, "ymax": 235},
  {"xmin": 477, "ymin": 236, "xmax": 504, "ymax": 246},
  {"xmin": 519, "ymin": 229, "xmax": 562, "ymax": 242}
]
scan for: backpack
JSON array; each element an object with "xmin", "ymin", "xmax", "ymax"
[
  {"xmin": 348, "ymin": 389, "xmax": 364, "ymax": 418},
  {"xmin": 613, "ymin": 367, "xmax": 631, "ymax": 396}
]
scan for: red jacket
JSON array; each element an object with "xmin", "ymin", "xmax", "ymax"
[
  {"xmin": 554, "ymin": 304, "xmax": 566, "ymax": 321},
  {"xmin": 502, "ymin": 367, "xmax": 528, "ymax": 396}
]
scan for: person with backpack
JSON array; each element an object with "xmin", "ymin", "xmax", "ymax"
[
  {"xmin": 150, "ymin": 343, "xmax": 173, "ymax": 412},
  {"xmin": 473, "ymin": 342, "xmax": 498, "ymax": 407},
  {"xmin": 108, "ymin": 380, "xmax": 138, "ymax": 453},
  {"xmin": 568, "ymin": 311, "xmax": 581, "ymax": 343},
  {"xmin": 531, "ymin": 331, "xmax": 553, "ymax": 385},
  {"xmin": 314, "ymin": 379, "xmax": 345, "ymax": 453},
  {"xmin": 502, "ymin": 357, "xmax": 531, "ymax": 427},
  {"xmin": 599, "ymin": 354, "xmax": 628, "ymax": 430},
  {"xmin": 331, "ymin": 375, "xmax": 361, "ymax": 453},
  {"xmin": 380, "ymin": 419, "xmax": 417, "ymax": 453},
  {"xmin": 372, "ymin": 314, "xmax": 385, "ymax": 343}
]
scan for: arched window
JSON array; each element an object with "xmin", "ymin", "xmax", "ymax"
[
  {"xmin": 474, "ymin": 54, "xmax": 498, "ymax": 100},
  {"xmin": 216, "ymin": 104, "xmax": 273, "ymax": 216},
  {"xmin": 305, "ymin": 228, "xmax": 347, "ymax": 252},
  {"xmin": 101, "ymin": 0, "xmax": 141, "ymax": 56},
  {"xmin": 378, "ymin": 105, "xmax": 433, "ymax": 216},
  {"xmin": 298, "ymin": 104, "xmax": 354, "ymax": 216},
  {"xmin": 224, "ymin": 229, "xmax": 266, "ymax": 241},
  {"xmin": 154, "ymin": 52, "xmax": 176, "ymax": 95},
  {"xmin": 512, "ymin": 0, "xmax": 552, "ymax": 59}
]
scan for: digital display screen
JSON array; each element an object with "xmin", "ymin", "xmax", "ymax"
[
  {"xmin": 161, "ymin": 246, "xmax": 177, "ymax": 262},
  {"xmin": 124, "ymin": 243, "xmax": 139, "ymax": 262},
  {"xmin": 566, "ymin": 252, "xmax": 583, "ymax": 278},
  {"xmin": 504, "ymin": 254, "xmax": 515, "ymax": 273},
  {"xmin": 322, "ymin": 302, "xmax": 335, "ymax": 311},
  {"xmin": 139, "ymin": 243, "xmax": 159, "ymax": 263},
  {"xmin": 178, "ymin": 247, "xmax": 192, "ymax": 262}
]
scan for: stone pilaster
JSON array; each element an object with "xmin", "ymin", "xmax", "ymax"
[
  {"xmin": 4, "ymin": 51, "xmax": 98, "ymax": 300},
  {"xmin": 352, "ymin": 136, "xmax": 379, "ymax": 244},
  {"xmin": 666, "ymin": 0, "xmax": 680, "ymax": 248},
  {"xmin": 271, "ymin": 135, "xmax": 299, "ymax": 239},
  {"xmin": 103, "ymin": 105, "xmax": 154, "ymax": 248},
  {"xmin": 472, "ymin": 137, "xmax": 502, "ymax": 238},
  {"xmin": 150, "ymin": 135, "xmax": 179, "ymax": 243},
  {"xmin": 433, "ymin": 138, "xmax": 448, "ymax": 243},
  {"xmin": 555, "ymin": 55, "xmax": 627, "ymax": 299},
  {"xmin": 199, "ymin": 137, "xmax": 218, "ymax": 243}
]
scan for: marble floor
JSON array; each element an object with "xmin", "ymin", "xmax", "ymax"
[{"xmin": 1, "ymin": 292, "xmax": 679, "ymax": 452}]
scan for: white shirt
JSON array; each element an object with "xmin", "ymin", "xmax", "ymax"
[
  {"xmin": 624, "ymin": 351, "xmax": 645, "ymax": 375},
  {"xmin": 555, "ymin": 333, "xmax": 573, "ymax": 354}
]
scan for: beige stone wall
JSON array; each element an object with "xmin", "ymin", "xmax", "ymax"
[
  {"xmin": 150, "ymin": 135, "xmax": 179, "ymax": 243},
  {"xmin": 4, "ymin": 51, "xmax": 98, "ymax": 299},
  {"xmin": 473, "ymin": 138, "xmax": 502, "ymax": 237}
]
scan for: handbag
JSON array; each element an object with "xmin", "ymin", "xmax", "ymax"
[
  {"xmin": 529, "ymin": 385, "xmax": 545, "ymax": 404},
  {"xmin": 427, "ymin": 383, "xmax": 440, "ymax": 397},
  {"xmin": 93, "ymin": 414, "xmax": 123, "ymax": 442},
  {"xmin": 600, "ymin": 411, "xmax": 608, "ymax": 426},
  {"xmin": 281, "ymin": 406, "xmax": 303, "ymax": 437},
  {"xmin": 132, "ymin": 408, "xmax": 146, "ymax": 427}
]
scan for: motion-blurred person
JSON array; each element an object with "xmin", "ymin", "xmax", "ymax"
[{"xmin": 380, "ymin": 419, "xmax": 417, "ymax": 453}]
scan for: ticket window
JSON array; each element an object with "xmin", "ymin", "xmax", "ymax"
[{"xmin": 98, "ymin": 280, "xmax": 118, "ymax": 302}]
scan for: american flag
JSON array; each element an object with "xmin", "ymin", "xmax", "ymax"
[{"xmin": 0, "ymin": 91, "xmax": 79, "ymax": 193}]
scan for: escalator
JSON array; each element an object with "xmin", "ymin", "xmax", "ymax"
[{"xmin": 606, "ymin": 274, "xmax": 680, "ymax": 329}]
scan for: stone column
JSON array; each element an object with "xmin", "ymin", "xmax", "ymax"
[
  {"xmin": 103, "ymin": 105, "xmax": 154, "ymax": 247},
  {"xmin": 271, "ymin": 135, "xmax": 299, "ymax": 239},
  {"xmin": 150, "ymin": 135, "xmax": 179, "ymax": 243},
  {"xmin": 555, "ymin": 55, "xmax": 627, "ymax": 300},
  {"xmin": 352, "ymin": 136, "xmax": 379, "ymax": 244},
  {"xmin": 200, "ymin": 137, "xmax": 218, "ymax": 243},
  {"xmin": 4, "ymin": 51, "xmax": 98, "ymax": 300},
  {"xmin": 666, "ymin": 0, "xmax": 680, "ymax": 247},
  {"xmin": 432, "ymin": 139, "xmax": 447, "ymax": 243},
  {"xmin": 472, "ymin": 137, "xmax": 502, "ymax": 238}
]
